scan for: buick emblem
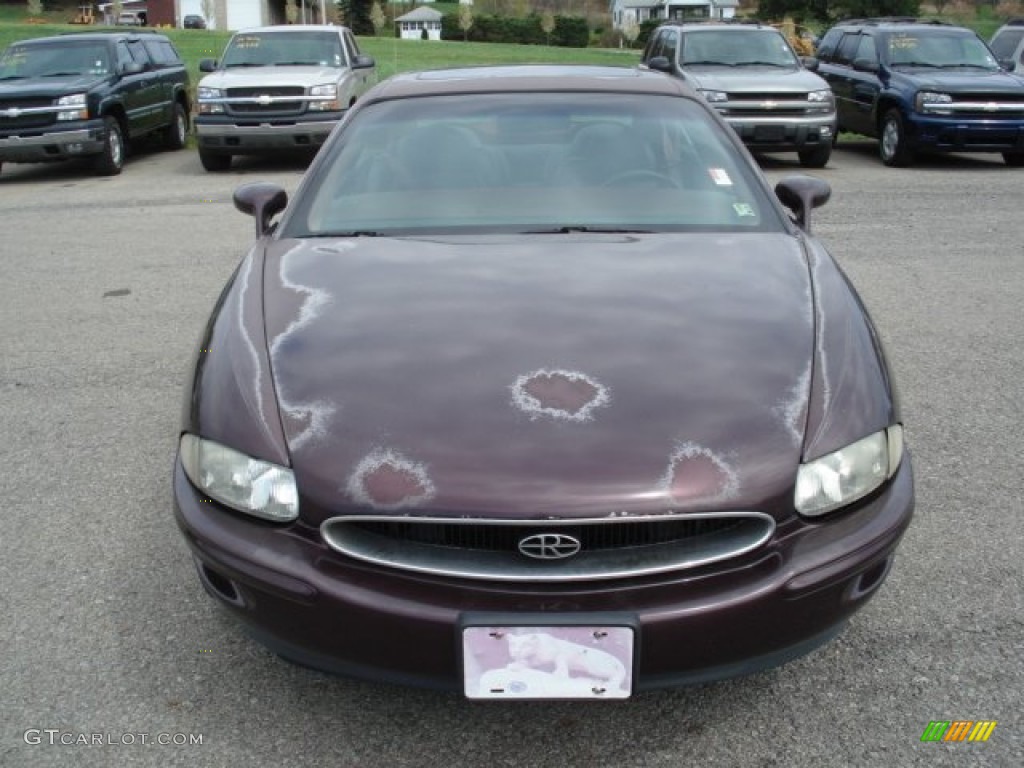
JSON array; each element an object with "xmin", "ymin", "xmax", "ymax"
[{"xmin": 518, "ymin": 533, "xmax": 581, "ymax": 560}]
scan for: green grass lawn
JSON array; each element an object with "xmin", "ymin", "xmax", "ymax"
[{"xmin": 0, "ymin": 24, "xmax": 640, "ymax": 87}]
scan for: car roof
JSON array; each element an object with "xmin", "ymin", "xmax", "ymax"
[
  {"xmin": 18, "ymin": 31, "xmax": 168, "ymax": 44},
  {"xmin": 656, "ymin": 21, "xmax": 776, "ymax": 32},
  {"xmin": 234, "ymin": 24, "xmax": 350, "ymax": 34},
  {"xmin": 365, "ymin": 65, "xmax": 697, "ymax": 102},
  {"xmin": 831, "ymin": 18, "xmax": 970, "ymax": 32}
]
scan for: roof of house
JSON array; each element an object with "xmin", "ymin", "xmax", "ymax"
[{"xmin": 396, "ymin": 7, "xmax": 444, "ymax": 21}]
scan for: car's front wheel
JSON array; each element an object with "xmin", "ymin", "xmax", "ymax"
[
  {"xmin": 879, "ymin": 109, "xmax": 914, "ymax": 167},
  {"xmin": 1003, "ymin": 152, "xmax": 1024, "ymax": 167},
  {"xmin": 798, "ymin": 144, "xmax": 832, "ymax": 168},
  {"xmin": 94, "ymin": 116, "xmax": 125, "ymax": 176},
  {"xmin": 164, "ymin": 103, "xmax": 188, "ymax": 150},
  {"xmin": 199, "ymin": 150, "xmax": 232, "ymax": 172}
]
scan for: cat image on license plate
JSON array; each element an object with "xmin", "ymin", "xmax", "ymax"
[{"xmin": 463, "ymin": 626, "xmax": 633, "ymax": 700}]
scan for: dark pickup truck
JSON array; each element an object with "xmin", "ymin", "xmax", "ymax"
[{"xmin": 0, "ymin": 31, "xmax": 190, "ymax": 177}]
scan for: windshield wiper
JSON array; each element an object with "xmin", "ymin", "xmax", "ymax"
[
  {"xmin": 41, "ymin": 71, "xmax": 82, "ymax": 77},
  {"xmin": 936, "ymin": 63, "xmax": 994, "ymax": 70},
  {"xmin": 734, "ymin": 61, "xmax": 790, "ymax": 67},
  {"xmin": 315, "ymin": 230, "xmax": 379, "ymax": 237},
  {"xmin": 683, "ymin": 60, "xmax": 733, "ymax": 67},
  {"xmin": 892, "ymin": 61, "xmax": 940, "ymax": 68},
  {"xmin": 274, "ymin": 61, "xmax": 322, "ymax": 66},
  {"xmin": 224, "ymin": 62, "xmax": 266, "ymax": 68},
  {"xmin": 0, "ymin": 75, "xmax": 27, "ymax": 80},
  {"xmin": 522, "ymin": 226, "xmax": 653, "ymax": 234}
]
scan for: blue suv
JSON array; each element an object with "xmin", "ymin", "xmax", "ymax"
[{"xmin": 816, "ymin": 18, "xmax": 1024, "ymax": 166}]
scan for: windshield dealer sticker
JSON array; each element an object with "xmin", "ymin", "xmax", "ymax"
[
  {"xmin": 733, "ymin": 202, "xmax": 756, "ymax": 218},
  {"xmin": 708, "ymin": 168, "xmax": 733, "ymax": 186}
]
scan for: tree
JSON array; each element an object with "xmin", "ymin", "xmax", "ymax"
[
  {"xmin": 337, "ymin": 0, "xmax": 375, "ymax": 35},
  {"xmin": 201, "ymin": 0, "xmax": 216, "ymax": 29},
  {"xmin": 26, "ymin": 0, "xmax": 43, "ymax": 18},
  {"xmin": 540, "ymin": 11, "xmax": 554, "ymax": 45},
  {"xmin": 370, "ymin": 1, "xmax": 387, "ymax": 36},
  {"xmin": 458, "ymin": 3, "xmax": 475, "ymax": 43},
  {"xmin": 757, "ymin": 0, "xmax": 919, "ymax": 23}
]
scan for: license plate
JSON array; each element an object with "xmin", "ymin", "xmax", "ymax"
[
  {"xmin": 462, "ymin": 625, "xmax": 633, "ymax": 700},
  {"xmin": 754, "ymin": 125, "xmax": 786, "ymax": 142}
]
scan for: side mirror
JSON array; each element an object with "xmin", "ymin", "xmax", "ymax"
[
  {"xmin": 645, "ymin": 56, "xmax": 673, "ymax": 74},
  {"xmin": 801, "ymin": 56, "xmax": 820, "ymax": 72},
  {"xmin": 234, "ymin": 183, "xmax": 288, "ymax": 237},
  {"xmin": 775, "ymin": 175, "xmax": 831, "ymax": 234},
  {"xmin": 852, "ymin": 57, "xmax": 880, "ymax": 73},
  {"xmin": 998, "ymin": 58, "xmax": 1015, "ymax": 71},
  {"xmin": 199, "ymin": 58, "xmax": 217, "ymax": 73},
  {"xmin": 352, "ymin": 54, "xmax": 375, "ymax": 70},
  {"xmin": 121, "ymin": 61, "xmax": 144, "ymax": 75}
]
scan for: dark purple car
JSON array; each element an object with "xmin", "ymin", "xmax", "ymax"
[{"xmin": 173, "ymin": 65, "xmax": 913, "ymax": 699}]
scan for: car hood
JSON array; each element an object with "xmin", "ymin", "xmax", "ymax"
[
  {"xmin": 890, "ymin": 67, "xmax": 1024, "ymax": 92},
  {"xmin": 200, "ymin": 66, "xmax": 344, "ymax": 89},
  {"xmin": 0, "ymin": 74, "xmax": 107, "ymax": 99},
  {"xmin": 685, "ymin": 67, "xmax": 827, "ymax": 93},
  {"xmin": 261, "ymin": 234, "xmax": 817, "ymax": 521}
]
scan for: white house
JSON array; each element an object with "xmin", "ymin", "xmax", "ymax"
[
  {"xmin": 396, "ymin": 7, "xmax": 444, "ymax": 41},
  {"xmin": 175, "ymin": 0, "xmax": 331, "ymax": 31},
  {"xmin": 611, "ymin": 0, "xmax": 738, "ymax": 31}
]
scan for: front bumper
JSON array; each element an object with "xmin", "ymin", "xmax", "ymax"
[
  {"xmin": 172, "ymin": 455, "xmax": 914, "ymax": 692},
  {"xmin": 0, "ymin": 121, "xmax": 106, "ymax": 163},
  {"xmin": 905, "ymin": 113, "xmax": 1024, "ymax": 153},
  {"xmin": 721, "ymin": 113, "xmax": 836, "ymax": 151},
  {"xmin": 194, "ymin": 113, "xmax": 343, "ymax": 154}
]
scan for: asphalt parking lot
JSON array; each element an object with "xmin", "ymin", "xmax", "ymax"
[{"xmin": 1, "ymin": 141, "xmax": 1022, "ymax": 768}]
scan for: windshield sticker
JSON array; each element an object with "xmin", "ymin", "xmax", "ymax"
[
  {"xmin": 708, "ymin": 168, "xmax": 732, "ymax": 186},
  {"xmin": 733, "ymin": 202, "xmax": 756, "ymax": 218},
  {"xmin": 890, "ymin": 36, "xmax": 919, "ymax": 51},
  {"xmin": 233, "ymin": 36, "xmax": 262, "ymax": 49}
]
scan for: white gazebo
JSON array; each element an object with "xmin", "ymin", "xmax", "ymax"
[{"xmin": 396, "ymin": 6, "xmax": 444, "ymax": 40}]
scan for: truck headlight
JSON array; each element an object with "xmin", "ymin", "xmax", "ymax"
[
  {"xmin": 916, "ymin": 91, "xmax": 953, "ymax": 113},
  {"xmin": 309, "ymin": 83, "xmax": 340, "ymax": 111},
  {"xmin": 56, "ymin": 93, "xmax": 88, "ymax": 121},
  {"xmin": 197, "ymin": 87, "xmax": 225, "ymax": 114},
  {"xmin": 699, "ymin": 89, "xmax": 728, "ymax": 104},
  {"xmin": 807, "ymin": 89, "xmax": 835, "ymax": 113}
]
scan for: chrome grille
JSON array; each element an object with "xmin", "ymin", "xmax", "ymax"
[
  {"xmin": 225, "ymin": 86, "xmax": 305, "ymax": 116},
  {"xmin": 321, "ymin": 512, "xmax": 775, "ymax": 582},
  {"xmin": 0, "ymin": 99, "xmax": 57, "ymax": 131}
]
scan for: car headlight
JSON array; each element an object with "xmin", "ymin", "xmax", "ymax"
[
  {"xmin": 807, "ymin": 89, "xmax": 835, "ymax": 112},
  {"xmin": 309, "ymin": 83, "xmax": 340, "ymax": 111},
  {"xmin": 916, "ymin": 91, "xmax": 953, "ymax": 112},
  {"xmin": 794, "ymin": 426, "xmax": 904, "ymax": 517},
  {"xmin": 197, "ymin": 87, "xmax": 225, "ymax": 114},
  {"xmin": 179, "ymin": 434, "xmax": 299, "ymax": 522},
  {"xmin": 699, "ymin": 90, "xmax": 728, "ymax": 104},
  {"xmin": 56, "ymin": 92, "xmax": 88, "ymax": 121}
]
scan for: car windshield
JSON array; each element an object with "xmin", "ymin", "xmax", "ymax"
[
  {"xmin": 0, "ymin": 41, "xmax": 111, "ymax": 78},
  {"xmin": 885, "ymin": 32, "xmax": 1000, "ymax": 69},
  {"xmin": 221, "ymin": 31, "xmax": 344, "ymax": 68},
  {"xmin": 284, "ymin": 92, "xmax": 782, "ymax": 237},
  {"xmin": 681, "ymin": 30, "xmax": 798, "ymax": 67}
]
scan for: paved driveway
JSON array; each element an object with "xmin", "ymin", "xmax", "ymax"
[{"xmin": 1, "ymin": 142, "xmax": 1021, "ymax": 767}]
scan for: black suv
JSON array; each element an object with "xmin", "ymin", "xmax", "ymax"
[
  {"xmin": 0, "ymin": 31, "xmax": 190, "ymax": 177},
  {"xmin": 816, "ymin": 18, "xmax": 1024, "ymax": 167}
]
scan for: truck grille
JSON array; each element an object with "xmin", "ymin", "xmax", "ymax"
[
  {"xmin": 0, "ymin": 99, "xmax": 58, "ymax": 132},
  {"xmin": 225, "ymin": 86, "xmax": 306, "ymax": 116},
  {"xmin": 321, "ymin": 512, "xmax": 775, "ymax": 582}
]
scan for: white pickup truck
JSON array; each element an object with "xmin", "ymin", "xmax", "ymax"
[{"xmin": 194, "ymin": 25, "xmax": 376, "ymax": 171}]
